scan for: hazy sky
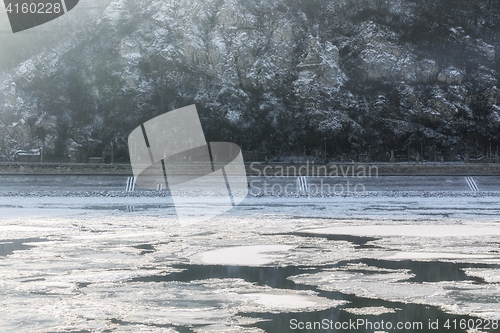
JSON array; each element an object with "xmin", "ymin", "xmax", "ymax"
[{"xmin": 0, "ymin": 0, "xmax": 112, "ymax": 72}]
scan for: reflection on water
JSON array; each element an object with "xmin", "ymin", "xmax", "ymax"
[
  {"xmin": 132, "ymin": 243, "xmax": 156, "ymax": 255},
  {"xmin": 280, "ymin": 232, "xmax": 380, "ymax": 249},
  {"xmin": 130, "ymin": 263, "xmax": 500, "ymax": 333},
  {"xmin": 0, "ymin": 238, "xmax": 45, "ymax": 257},
  {"xmin": 110, "ymin": 318, "xmax": 195, "ymax": 333},
  {"xmin": 132, "ymin": 264, "xmax": 318, "ymax": 290},
  {"xmin": 346, "ymin": 258, "xmax": 495, "ymax": 283}
]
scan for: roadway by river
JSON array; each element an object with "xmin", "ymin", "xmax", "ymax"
[{"xmin": 0, "ymin": 175, "xmax": 499, "ymax": 192}]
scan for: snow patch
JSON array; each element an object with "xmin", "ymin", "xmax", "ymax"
[{"xmin": 192, "ymin": 245, "xmax": 293, "ymax": 266}]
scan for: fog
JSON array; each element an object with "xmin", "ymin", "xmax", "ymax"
[{"xmin": 0, "ymin": 0, "xmax": 112, "ymax": 72}]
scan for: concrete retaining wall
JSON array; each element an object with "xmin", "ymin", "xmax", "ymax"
[{"xmin": 0, "ymin": 162, "xmax": 499, "ymax": 176}]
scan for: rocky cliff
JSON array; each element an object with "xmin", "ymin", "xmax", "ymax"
[{"xmin": 0, "ymin": 0, "xmax": 499, "ymax": 162}]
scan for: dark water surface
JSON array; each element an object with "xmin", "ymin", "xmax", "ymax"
[
  {"xmin": 0, "ymin": 238, "xmax": 46, "ymax": 257},
  {"xmin": 2, "ymin": 233, "xmax": 499, "ymax": 332},
  {"xmin": 129, "ymin": 261, "xmax": 500, "ymax": 333}
]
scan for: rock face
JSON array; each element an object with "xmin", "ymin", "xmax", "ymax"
[{"xmin": 0, "ymin": 0, "xmax": 499, "ymax": 161}]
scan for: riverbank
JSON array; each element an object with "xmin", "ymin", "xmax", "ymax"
[{"xmin": 0, "ymin": 162, "xmax": 500, "ymax": 176}]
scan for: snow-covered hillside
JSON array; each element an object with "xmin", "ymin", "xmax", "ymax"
[{"xmin": 0, "ymin": 0, "xmax": 499, "ymax": 161}]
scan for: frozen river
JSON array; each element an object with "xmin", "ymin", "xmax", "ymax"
[{"xmin": 1, "ymin": 176, "xmax": 500, "ymax": 332}]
